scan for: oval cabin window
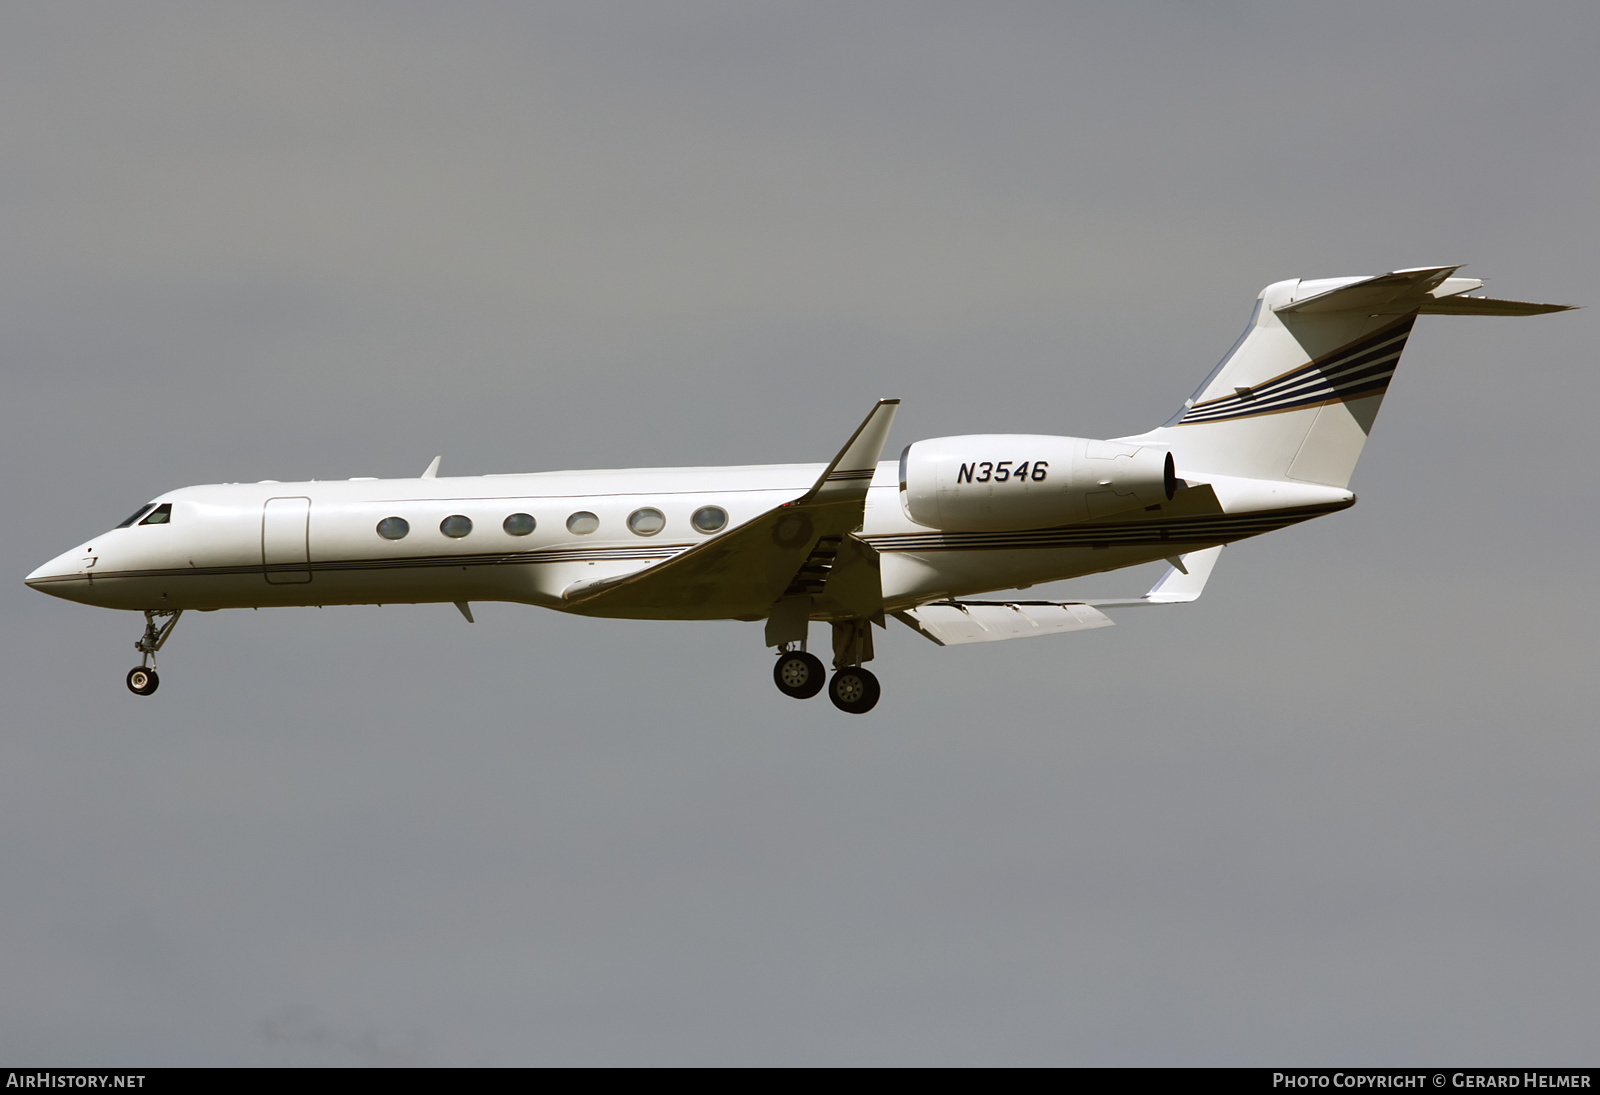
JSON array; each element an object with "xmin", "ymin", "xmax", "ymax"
[
  {"xmin": 691, "ymin": 506, "xmax": 727, "ymax": 534},
  {"xmin": 627, "ymin": 508, "xmax": 666, "ymax": 536}
]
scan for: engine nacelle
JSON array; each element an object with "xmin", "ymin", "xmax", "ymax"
[{"xmin": 898, "ymin": 434, "xmax": 1176, "ymax": 531}]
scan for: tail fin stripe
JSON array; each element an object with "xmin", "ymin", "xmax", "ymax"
[
  {"xmin": 1178, "ymin": 365, "xmax": 1398, "ymax": 423},
  {"xmin": 1180, "ymin": 318, "xmax": 1415, "ymax": 424},
  {"xmin": 1198, "ymin": 342, "xmax": 1403, "ymax": 412},
  {"xmin": 1180, "ymin": 350, "xmax": 1403, "ymax": 422},
  {"xmin": 1188, "ymin": 321, "xmax": 1412, "ymax": 409},
  {"xmin": 1188, "ymin": 317, "xmax": 1414, "ymax": 410}
]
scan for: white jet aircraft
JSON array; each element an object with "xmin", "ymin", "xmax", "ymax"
[{"xmin": 26, "ymin": 266, "xmax": 1570, "ymax": 713}]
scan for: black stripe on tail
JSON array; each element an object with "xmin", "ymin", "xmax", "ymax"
[{"xmin": 1178, "ymin": 315, "xmax": 1416, "ymax": 425}]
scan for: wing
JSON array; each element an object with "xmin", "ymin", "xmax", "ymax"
[
  {"xmin": 894, "ymin": 546, "xmax": 1223, "ymax": 646},
  {"xmin": 893, "ymin": 601, "xmax": 1115, "ymax": 646},
  {"xmin": 560, "ymin": 399, "xmax": 900, "ymax": 620}
]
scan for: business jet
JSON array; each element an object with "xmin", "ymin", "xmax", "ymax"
[{"xmin": 25, "ymin": 266, "xmax": 1569, "ymax": 713}]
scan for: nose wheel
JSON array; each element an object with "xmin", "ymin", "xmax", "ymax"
[{"xmin": 126, "ymin": 667, "xmax": 160, "ymax": 696}]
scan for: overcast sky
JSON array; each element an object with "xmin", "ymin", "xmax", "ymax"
[{"xmin": 3, "ymin": 1, "xmax": 1597, "ymax": 1065}]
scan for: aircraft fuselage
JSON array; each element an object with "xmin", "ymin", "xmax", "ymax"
[{"xmin": 26, "ymin": 460, "xmax": 1350, "ymax": 620}]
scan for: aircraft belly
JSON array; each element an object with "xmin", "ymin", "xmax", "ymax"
[{"xmin": 81, "ymin": 558, "xmax": 558, "ymax": 611}]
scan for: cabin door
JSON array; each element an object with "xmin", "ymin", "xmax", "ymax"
[{"xmin": 262, "ymin": 497, "xmax": 313, "ymax": 584}]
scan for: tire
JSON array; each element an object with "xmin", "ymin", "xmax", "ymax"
[
  {"xmin": 126, "ymin": 667, "xmax": 160, "ymax": 696},
  {"xmin": 773, "ymin": 651, "xmax": 826, "ymax": 699},
  {"xmin": 828, "ymin": 666, "xmax": 880, "ymax": 714}
]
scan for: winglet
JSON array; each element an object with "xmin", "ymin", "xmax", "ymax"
[
  {"xmin": 421, "ymin": 455, "xmax": 442, "ymax": 479},
  {"xmin": 799, "ymin": 399, "xmax": 900, "ymax": 503}
]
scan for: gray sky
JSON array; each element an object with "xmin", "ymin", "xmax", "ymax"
[{"xmin": 3, "ymin": 1, "xmax": 1597, "ymax": 1065}]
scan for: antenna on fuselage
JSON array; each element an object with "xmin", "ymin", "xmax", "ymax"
[{"xmin": 421, "ymin": 455, "xmax": 441, "ymax": 478}]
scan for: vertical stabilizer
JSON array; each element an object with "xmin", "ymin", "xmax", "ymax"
[{"xmin": 1116, "ymin": 267, "xmax": 1571, "ymax": 488}]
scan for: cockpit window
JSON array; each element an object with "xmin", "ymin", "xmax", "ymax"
[
  {"xmin": 139, "ymin": 503, "xmax": 173, "ymax": 525},
  {"xmin": 116, "ymin": 504, "xmax": 156, "ymax": 528}
]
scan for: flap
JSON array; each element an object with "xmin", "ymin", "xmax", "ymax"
[{"xmin": 894, "ymin": 601, "xmax": 1113, "ymax": 647}]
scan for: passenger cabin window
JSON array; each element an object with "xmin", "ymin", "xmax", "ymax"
[
  {"xmin": 440, "ymin": 515, "xmax": 473, "ymax": 538},
  {"xmin": 117, "ymin": 504, "xmax": 156, "ymax": 528},
  {"xmin": 377, "ymin": 517, "xmax": 410, "ymax": 540},
  {"xmin": 503, "ymin": 513, "xmax": 536, "ymax": 536},
  {"xmin": 627, "ymin": 508, "xmax": 665, "ymax": 536},
  {"xmin": 567, "ymin": 511, "xmax": 599, "ymax": 535},
  {"xmin": 139, "ymin": 503, "xmax": 173, "ymax": 525},
  {"xmin": 691, "ymin": 506, "xmax": 727, "ymax": 534}
]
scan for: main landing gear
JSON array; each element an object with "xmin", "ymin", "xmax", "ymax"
[
  {"xmin": 772, "ymin": 618, "xmax": 881, "ymax": 714},
  {"xmin": 126, "ymin": 609, "xmax": 181, "ymax": 696},
  {"xmin": 773, "ymin": 651, "xmax": 826, "ymax": 699},
  {"xmin": 826, "ymin": 666, "xmax": 880, "ymax": 715}
]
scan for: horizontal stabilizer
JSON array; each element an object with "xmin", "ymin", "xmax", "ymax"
[
  {"xmin": 1417, "ymin": 295, "xmax": 1576, "ymax": 316},
  {"xmin": 1275, "ymin": 266, "xmax": 1463, "ymax": 315},
  {"xmin": 894, "ymin": 601, "xmax": 1113, "ymax": 647},
  {"xmin": 1088, "ymin": 545, "xmax": 1223, "ymax": 607},
  {"xmin": 895, "ymin": 546, "xmax": 1224, "ymax": 647},
  {"xmin": 1275, "ymin": 266, "xmax": 1575, "ymax": 317}
]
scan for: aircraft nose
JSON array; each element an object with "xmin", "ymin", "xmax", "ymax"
[{"xmin": 25, "ymin": 548, "xmax": 90, "ymax": 599}]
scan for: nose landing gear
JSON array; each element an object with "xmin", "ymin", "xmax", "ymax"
[{"xmin": 126, "ymin": 609, "xmax": 181, "ymax": 696}]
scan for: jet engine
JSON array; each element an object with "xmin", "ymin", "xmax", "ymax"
[{"xmin": 898, "ymin": 434, "xmax": 1176, "ymax": 531}]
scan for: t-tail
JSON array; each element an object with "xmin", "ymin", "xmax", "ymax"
[{"xmin": 1116, "ymin": 266, "xmax": 1573, "ymax": 488}]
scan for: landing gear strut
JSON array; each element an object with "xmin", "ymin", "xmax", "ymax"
[{"xmin": 126, "ymin": 609, "xmax": 181, "ymax": 696}]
